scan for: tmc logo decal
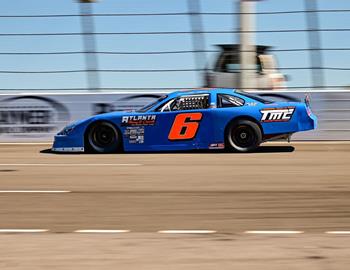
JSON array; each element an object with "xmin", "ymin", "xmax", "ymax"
[{"xmin": 260, "ymin": 107, "xmax": 295, "ymax": 122}]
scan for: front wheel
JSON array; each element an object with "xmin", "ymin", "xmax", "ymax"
[
  {"xmin": 226, "ymin": 120, "xmax": 262, "ymax": 153},
  {"xmin": 86, "ymin": 121, "xmax": 121, "ymax": 153}
]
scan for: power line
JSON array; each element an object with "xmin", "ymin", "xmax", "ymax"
[
  {"xmin": 270, "ymin": 48, "xmax": 350, "ymax": 52},
  {"xmin": 1, "ymin": 67, "xmax": 350, "ymax": 74},
  {"xmin": 0, "ymin": 48, "xmax": 349, "ymax": 56},
  {"xmin": 241, "ymin": 9, "xmax": 350, "ymax": 15},
  {"xmin": 0, "ymin": 69, "xmax": 205, "ymax": 74},
  {"xmin": 1, "ymin": 28, "xmax": 350, "ymax": 37},
  {"xmin": 0, "ymin": 9, "xmax": 350, "ymax": 18},
  {"xmin": 0, "ymin": 50, "xmax": 214, "ymax": 55}
]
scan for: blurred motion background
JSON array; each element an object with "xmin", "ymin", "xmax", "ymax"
[
  {"xmin": 0, "ymin": 0, "xmax": 349, "ymax": 141},
  {"xmin": 1, "ymin": 3, "xmax": 350, "ymax": 268}
]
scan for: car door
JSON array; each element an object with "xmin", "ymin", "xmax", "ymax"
[
  {"xmin": 210, "ymin": 93, "xmax": 247, "ymax": 143},
  {"xmin": 145, "ymin": 93, "xmax": 214, "ymax": 151}
]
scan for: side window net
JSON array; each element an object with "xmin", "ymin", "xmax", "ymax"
[
  {"xmin": 157, "ymin": 95, "xmax": 210, "ymax": 112},
  {"xmin": 176, "ymin": 95, "xmax": 209, "ymax": 111}
]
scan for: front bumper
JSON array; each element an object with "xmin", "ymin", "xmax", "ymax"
[
  {"xmin": 52, "ymin": 135, "xmax": 85, "ymax": 153},
  {"xmin": 51, "ymin": 146, "xmax": 84, "ymax": 153}
]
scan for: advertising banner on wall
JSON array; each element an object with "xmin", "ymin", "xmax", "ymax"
[
  {"xmin": 0, "ymin": 90, "xmax": 349, "ymax": 142},
  {"xmin": 0, "ymin": 92, "xmax": 163, "ymax": 142}
]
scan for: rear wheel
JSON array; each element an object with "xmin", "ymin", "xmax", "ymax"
[
  {"xmin": 86, "ymin": 121, "xmax": 120, "ymax": 153},
  {"xmin": 226, "ymin": 120, "xmax": 262, "ymax": 152}
]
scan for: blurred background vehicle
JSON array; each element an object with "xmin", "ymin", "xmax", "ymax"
[
  {"xmin": 0, "ymin": 2, "xmax": 350, "ymax": 269},
  {"xmin": 205, "ymin": 44, "xmax": 286, "ymax": 90}
]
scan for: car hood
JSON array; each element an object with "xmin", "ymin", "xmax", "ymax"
[{"xmin": 92, "ymin": 110, "xmax": 139, "ymax": 119}]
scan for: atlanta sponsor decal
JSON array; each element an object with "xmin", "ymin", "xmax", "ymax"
[
  {"xmin": 121, "ymin": 115, "xmax": 157, "ymax": 126},
  {"xmin": 260, "ymin": 107, "xmax": 295, "ymax": 122}
]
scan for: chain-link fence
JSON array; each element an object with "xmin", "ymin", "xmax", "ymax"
[{"xmin": 0, "ymin": 0, "xmax": 349, "ymax": 91}]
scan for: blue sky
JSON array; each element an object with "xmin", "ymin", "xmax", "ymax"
[{"xmin": 0, "ymin": 0, "xmax": 349, "ymax": 91}]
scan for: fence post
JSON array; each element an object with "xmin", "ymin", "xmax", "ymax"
[
  {"xmin": 304, "ymin": 0, "xmax": 325, "ymax": 89},
  {"xmin": 187, "ymin": 0, "xmax": 207, "ymax": 87},
  {"xmin": 239, "ymin": 0, "xmax": 257, "ymax": 91},
  {"xmin": 78, "ymin": 0, "xmax": 101, "ymax": 91}
]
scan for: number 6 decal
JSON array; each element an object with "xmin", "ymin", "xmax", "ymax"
[{"xmin": 168, "ymin": 113, "xmax": 203, "ymax": 140}]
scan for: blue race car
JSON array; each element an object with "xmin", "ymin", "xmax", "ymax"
[{"xmin": 52, "ymin": 89, "xmax": 317, "ymax": 153}]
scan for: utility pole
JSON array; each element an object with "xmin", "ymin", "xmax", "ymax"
[
  {"xmin": 304, "ymin": 0, "xmax": 324, "ymax": 89},
  {"xmin": 187, "ymin": 0, "xmax": 207, "ymax": 87},
  {"xmin": 78, "ymin": 0, "xmax": 101, "ymax": 91},
  {"xmin": 239, "ymin": 0, "xmax": 257, "ymax": 90}
]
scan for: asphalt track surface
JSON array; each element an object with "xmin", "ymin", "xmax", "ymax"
[{"xmin": 0, "ymin": 142, "xmax": 350, "ymax": 269}]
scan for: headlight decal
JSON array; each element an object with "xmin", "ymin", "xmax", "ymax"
[{"xmin": 57, "ymin": 125, "xmax": 75, "ymax": 136}]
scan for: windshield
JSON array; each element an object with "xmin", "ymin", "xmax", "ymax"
[
  {"xmin": 236, "ymin": 90, "xmax": 273, "ymax": 104},
  {"xmin": 137, "ymin": 95, "xmax": 168, "ymax": 112}
]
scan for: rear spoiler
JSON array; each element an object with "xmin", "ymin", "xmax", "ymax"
[
  {"xmin": 258, "ymin": 93, "xmax": 301, "ymax": 102},
  {"xmin": 304, "ymin": 94, "xmax": 311, "ymax": 107}
]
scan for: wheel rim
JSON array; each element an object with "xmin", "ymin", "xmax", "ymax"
[
  {"xmin": 231, "ymin": 125, "xmax": 256, "ymax": 148},
  {"xmin": 89, "ymin": 123, "xmax": 117, "ymax": 151}
]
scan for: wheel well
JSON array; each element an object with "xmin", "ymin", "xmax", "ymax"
[
  {"xmin": 224, "ymin": 116, "xmax": 264, "ymax": 139},
  {"xmin": 84, "ymin": 120, "xmax": 123, "ymax": 151}
]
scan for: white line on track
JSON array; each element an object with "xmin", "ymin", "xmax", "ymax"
[
  {"xmin": 0, "ymin": 229, "xmax": 48, "ymax": 233},
  {"xmin": 2, "ymin": 141, "xmax": 350, "ymax": 146},
  {"xmin": 0, "ymin": 190, "xmax": 71, "ymax": 193},
  {"xmin": 0, "ymin": 142, "xmax": 52, "ymax": 145},
  {"xmin": 326, "ymin": 231, "xmax": 350, "ymax": 234},
  {"xmin": 0, "ymin": 163, "xmax": 142, "ymax": 167},
  {"xmin": 245, "ymin": 230, "xmax": 304, "ymax": 234},
  {"xmin": 264, "ymin": 141, "xmax": 350, "ymax": 145},
  {"xmin": 75, "ymin": 230, "xmax": 130, "ymax": 234},
  {"xmin": 0, "ymin": 229, "xmax": 349, "ymax": 234},
  {"xmin": 158, "ymin": 230, "xmax": 217, "ymax": 234},
  {"xmin": 0, "ymin": 142, "xmax": 51, "ymax": 145}
]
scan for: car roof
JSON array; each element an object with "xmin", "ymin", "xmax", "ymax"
[{"xmin": 169, "ymin": 88, "xmax": 237, "ymax": 98}]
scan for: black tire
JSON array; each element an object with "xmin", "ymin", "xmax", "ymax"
[
  {"xmin": 226, "ymin": 120, "xmax": 262, "ymax": 153},
  {"xmin": 86, "ymin": 121, "xmax": 121, "ymax": 153}
]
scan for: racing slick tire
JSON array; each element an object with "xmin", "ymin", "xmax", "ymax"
[
  {"xmin": 86, "ymin": 121, "xmax": 121, "ymax": 153},
  {"xmin": 226, "ymin": 119, "xmax": 262, "ymax": 153}
]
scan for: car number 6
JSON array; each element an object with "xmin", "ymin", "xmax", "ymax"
[{"xmin": 168, "ymin": 113, "xmax": 203, "ymax": 140}]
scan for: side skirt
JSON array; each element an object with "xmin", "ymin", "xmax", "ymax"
[{"xmin": 263, "ymin": 133, "xmax": 292, "ymax": 143}]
